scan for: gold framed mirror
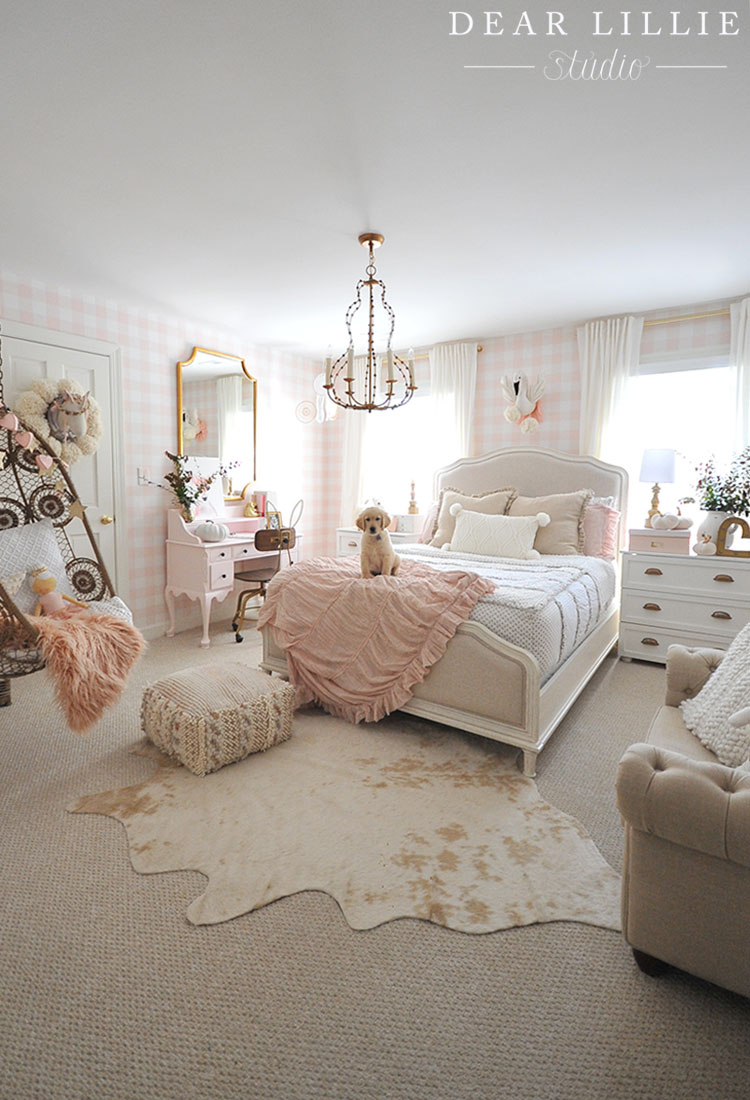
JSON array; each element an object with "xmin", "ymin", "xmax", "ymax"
[{"xmin": 176, "ymin": 347, "xmax": 257, "ymax": 498}]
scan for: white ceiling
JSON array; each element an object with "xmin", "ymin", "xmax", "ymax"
[{"xmin": 1, "ymin": 2, "xmax": 748, "ymax": 356}]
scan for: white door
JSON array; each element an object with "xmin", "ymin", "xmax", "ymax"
[{"xmin": 0, "ymin": 321, "xmax": 126, "ymax": 597}]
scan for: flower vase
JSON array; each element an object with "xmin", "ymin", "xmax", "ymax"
[
  {"xmin": 180, "ymin": 503, "xmax": 195, "ymax": 524},
  {"xmin": 696, "ymin": 511, "xmax": 735, "ymax": 550}
]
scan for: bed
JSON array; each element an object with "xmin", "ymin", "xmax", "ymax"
[{"xmin": 260, "ymin": 447, "xmax": 628, "ymax": 775}]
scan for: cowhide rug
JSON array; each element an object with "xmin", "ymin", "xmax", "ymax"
[{"xmin": 69, "ymin": 709, "xmax": 621, "ymax": 932}]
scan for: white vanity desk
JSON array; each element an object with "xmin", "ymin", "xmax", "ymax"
[{"xmin": 165, "ymin": 508, "xmax": 300, "ymax": 646}]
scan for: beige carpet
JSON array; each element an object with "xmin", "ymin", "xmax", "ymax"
[
  {"xmin": 69, "ymin": 709, "xmax": 621, "ymax": 931},
  {"xmin": 3, "ymin": 623, "xmax": 750, "ymax": 1100}
]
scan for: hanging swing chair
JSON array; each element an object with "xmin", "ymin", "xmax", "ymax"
[{"xmin": 0, "ymin": 338, "xmax": 125, "ymax": 707}]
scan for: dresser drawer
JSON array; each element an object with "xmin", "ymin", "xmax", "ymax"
[
  {"xmin": 621, "ymin": 592, "xmax": 750, "ymax": 638},
  {"xmin": 233, "ymin": 542, "xmax": 259, "ymax": 563},
  {"xmin": 209, "ymin": 561, "xmax": 234, "ymax": 589},
  {"xmin": 622, "ymin": 555, "xmax": 750, "ymax": 598},
  {"xmin": 619, "ymin": 623, "xmax": 732, "ymax": 664}
]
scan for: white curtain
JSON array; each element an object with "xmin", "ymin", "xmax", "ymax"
[
  {"xmin": 730, "ymin": 298, "xmax": 750, "ymax": 449},
  {"xmin": 429, "ymin": 341, "xmax": 478, "ymax": 462},
  {"xmin": 216, "ymin": 374, "xmax": 243, "ymax": 464},
  {"xmin": 577, "ymin": 315, "xmax": 644, "ymax": 460},
  {"xmin": 338, "ymin": 357, "xmax": 368, "ymax": 527}
]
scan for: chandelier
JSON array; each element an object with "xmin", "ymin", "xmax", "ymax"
[{"xmin": 324, "ymin": 232, "xmax": 416, "ymax": 412}]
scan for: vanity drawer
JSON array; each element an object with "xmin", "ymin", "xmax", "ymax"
[
  {"xmin": 209, "ymin": 561, "xmax": 234, "ymax": 589},
  {"xmin": 207, "ymin": 545, "xmax": 233, "ymax": 564},
  {"xmin": 233, "ymin": 543, "xmax": 259, "ymax": 563},
  {"xmin": 621, "ymin": 592, "xmax": 750, "ymax": 638}
]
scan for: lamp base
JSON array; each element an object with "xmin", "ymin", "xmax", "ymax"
[{"xmin": 645, "ymin": 482, "xmax": 661, "ymax": 528}]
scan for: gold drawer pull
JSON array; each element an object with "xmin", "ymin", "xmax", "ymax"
[
  {"xmin": 347, "ymin": 540, "xmax": 358, "ymax": 548},
  {"xmin": 643, "ymin": 602, "xmax": 661, "ymax": 611},
  {"xmin": 641, "ymin": 637, "xmax": 660, "ymax": 647},
  {"xmin": 644, "ymin": 568, "xmax": 663, "ymax": 576},
  {"xmin": 713, "ymin": 574, "xmax": 734, "ymax": 583},
  {"xmin": 711, "ymin": 610, "xmax": 732, "ymax": 620}
]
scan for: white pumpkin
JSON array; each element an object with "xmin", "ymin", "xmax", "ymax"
[
  {"xmin": 195, "ymin": 520, "xmax": 229, "ymax": 542},
  {"xmin": 651, "ymin": 513, "xmax": 680, "ymax": 530}
]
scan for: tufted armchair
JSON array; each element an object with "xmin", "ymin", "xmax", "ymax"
[{"xmin": 616, "ymin": 645, "xmax": 750, "ymax": 999}]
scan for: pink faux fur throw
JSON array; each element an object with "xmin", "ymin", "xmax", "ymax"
[
  {"xmin": 32, "ymin": 611, "xmax": 146, "ymax": 733},
  {"xmin": 258, "ymin": 556, "xmax": 494, "ymax": 724}
]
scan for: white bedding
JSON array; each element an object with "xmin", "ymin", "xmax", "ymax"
[{"xmin": 396, "ymin": 544, "xmax": 617, "ymax": 682}]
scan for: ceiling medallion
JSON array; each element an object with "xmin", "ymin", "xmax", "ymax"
[{"xmin": 324, "ymin": 233, "xmax": 416, "ymax": 412}]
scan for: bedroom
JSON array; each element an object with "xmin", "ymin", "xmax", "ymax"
[{"xmin": 1, "ymin": 3, "xmax": 749, "ymax": 1099}]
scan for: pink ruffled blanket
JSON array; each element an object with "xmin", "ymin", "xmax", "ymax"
[{"xmin": 258, "ymin": 557, "xmax": 495, "ymax": 724}]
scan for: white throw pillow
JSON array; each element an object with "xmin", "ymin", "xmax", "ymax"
[
  {"xmin": 0, "ymin": 518, "xmax": 74, "ymax": 614},
  {"xmin": 444, "ymin": 504, "xmax": 550, "ymax": 559},
  {"xmin": 680, "ymin": 622, "xmax": 750, "ymax": 766}
]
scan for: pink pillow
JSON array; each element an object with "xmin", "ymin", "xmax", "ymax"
[
  {"xmin": 583, "ymin": 502, "xmax": 620, "ymax": 559},
  {"xmin": 418, "ymin": 502, "xmax": 439, "ymax": 543}
]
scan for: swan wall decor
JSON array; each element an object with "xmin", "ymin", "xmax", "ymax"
[{"xmin": 500, "ymin": 374, "xmax": 545, "ymax": 433}]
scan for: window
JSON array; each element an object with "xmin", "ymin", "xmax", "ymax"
[
  {"xmin": 359, "ymin": 392, "xmax": 456, "ymax": 516},
  {"xmin": 614, "ymin": 349, "xmax": 733, "ymax": 525}
]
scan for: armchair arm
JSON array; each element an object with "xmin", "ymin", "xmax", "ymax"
[
  {"xmin": 616, "ymin": 743, "xmax": 750, "ymax": 868},
  {"xmin": 664, "ymin": 644, "xmax": 725, "ymax": 707}
]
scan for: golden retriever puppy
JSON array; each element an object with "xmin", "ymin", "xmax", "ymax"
[{"xmin": 356, "ymin": 506, "xmax": 401, "ymax": 578}]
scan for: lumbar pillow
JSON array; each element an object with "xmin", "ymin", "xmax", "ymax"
[
  {"xmin": 680, "ymin": 623, "xmax": 750, "ymax": 766},
  {"xmin": 429, "ymin": 486, "xmax": 516, "ymax": 548},
  {"xmin": 444, "ymin": 504, "xmax": 550, "ymax": 559},
  {"xmin": 509, "ymin": 490, "xmax": 592, "ymax": 555},
  {"xmin": 0, "ymin": 518, "xmax": 75, "ymax": 614}
]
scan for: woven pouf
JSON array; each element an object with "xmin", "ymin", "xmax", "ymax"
[{"xmin": 141, "ymin": 664, "xmax": 295, "ymax": 776}]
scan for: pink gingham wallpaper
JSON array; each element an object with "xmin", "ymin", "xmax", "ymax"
[
  {"xmin": 0, "ymin": 269, "xmax": 737, "ymax": 635},
  {"xmin": 0, "ymin": 272, "xmax": 329, "ymax": 635}
]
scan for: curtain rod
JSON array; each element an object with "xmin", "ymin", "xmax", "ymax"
[
  {"xmin": 410, "ymin": 344, "xmax": 483, "ymax": 361},
  {"xmin": 643, "ymin": 308, "xmax": 730, "ymax": 328}
]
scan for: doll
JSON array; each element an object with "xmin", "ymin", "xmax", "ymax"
[{"xmin": 30, "ymin": 566, "xmax": 88, "ymax": 616}]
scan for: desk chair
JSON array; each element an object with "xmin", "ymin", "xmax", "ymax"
[{"xmin": 232, "ymin": 527, "xmax": 296, "ymax": 643}]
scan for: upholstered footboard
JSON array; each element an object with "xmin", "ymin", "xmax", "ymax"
[{"xmin": 260, "ymin": 603, "xmax": 619, "ymax": 776}]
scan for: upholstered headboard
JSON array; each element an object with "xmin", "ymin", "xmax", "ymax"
[{"xmin": 434, "ymin": 447, "xmax": 628, "ymax": 546}]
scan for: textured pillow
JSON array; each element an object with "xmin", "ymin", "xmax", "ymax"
[
  {"xmin": 583, "ymin": 502, "xmax": 621, "ymax": 559},
  {"xmin": 509, "ymin": 490, "xmax": 592, "ymax": 555},
  {"xmin": 445, "ymin": 504, "xmax": 550, "ymax": 560},
  {"xmin": 680, "ymin": 623, "xmax": 750, "ymax": 766},
  {"xmin": 430, "ymin": 487, "xmax": 516, "ymax": 548},
  {"xmin": 0, "ymin": 519, "xmax": 74, "ymax": 614}
]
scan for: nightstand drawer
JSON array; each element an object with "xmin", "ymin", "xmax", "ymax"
[
  {"xmin": 337, "ymin": 531, "xmax": 362, "ymax": 557},
  {"xmin": 619, "ymin": 623, "xmax": 732, "ymax": 664},
  {"xmin": 621, "ymin": 592, "xmax": 750, "ymax": 637},
  {"xmin": 622, "ymin": 555, "xmax": 750, "ymax": 598}
]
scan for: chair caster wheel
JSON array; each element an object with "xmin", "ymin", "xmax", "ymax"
[{"xmin": 235, "ymin": 633, "xmax": 244, "ymax": 643}]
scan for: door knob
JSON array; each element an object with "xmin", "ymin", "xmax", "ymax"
[{"xmin": 100, "ymin": 515, "xmax": 114, "ymax": 525}]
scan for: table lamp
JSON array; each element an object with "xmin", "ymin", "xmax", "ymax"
[{"xmin": 639, "ymin": 448, "xmax": 676, "ymax": 528}]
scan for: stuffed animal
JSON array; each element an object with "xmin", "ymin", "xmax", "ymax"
[
  {"xmin": 693, "ymin": 534, "xmax": 717, "ymax": 556},
  {"xmin": 30, "ymin": 566, "xmax": 88, "ymax": 616}
]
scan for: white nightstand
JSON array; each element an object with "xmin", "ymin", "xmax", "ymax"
[
  {"xmin": 336, "ymin": 527, "xmax": 421, "ymax": 558},
  {"xmin": 619, "ymin": 550, "xmax": 750, "ymax": 664}
]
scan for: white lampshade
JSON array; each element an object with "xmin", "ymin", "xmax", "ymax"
[{"xmin": 639, "ymin": 448, "xmax": 676, "ymax": 484}]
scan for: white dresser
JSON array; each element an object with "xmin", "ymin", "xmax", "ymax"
[
  {"xmin": 336, "ymin": 526, "xmax": 421, "ymax": 558},
  {"xmin": 619, "ymin": 550, "xmax": 750, "ymax": 664}
]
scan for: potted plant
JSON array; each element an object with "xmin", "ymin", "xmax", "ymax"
[
  {"xmin": 694, "ymin": 446, "xmax": 750, "ymax": 548},
  {"xmin": 149, "ymin": 451, "xmax": 238, "ymax": 523}
]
